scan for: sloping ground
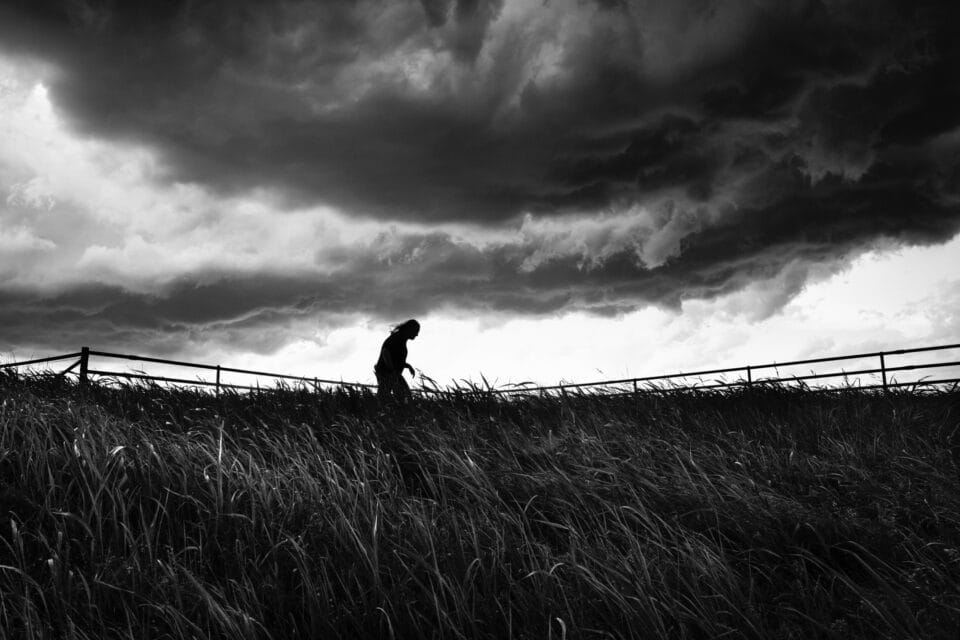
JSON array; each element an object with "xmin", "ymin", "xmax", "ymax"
[{"xmin": 1, "ymin": 373, "xmax": 959, "ymax": 639}]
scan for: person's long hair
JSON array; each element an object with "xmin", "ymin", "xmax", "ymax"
[{"xmin": 390, "ymin": 319, "xmax": 420, "ymax": 335}]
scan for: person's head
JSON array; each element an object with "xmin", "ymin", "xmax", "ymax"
[{"xmin": 392, "ymin": 319, "xmax": 420, "ymax": 340}]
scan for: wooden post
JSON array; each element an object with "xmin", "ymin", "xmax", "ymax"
[
  {"xmin": 746, "ymin": 366, "xmax": 753, "ymax": 388},
  {"xmin": 215, "ymin": 365, "xmax": 221, "ymax": 397},
  {"xmin": 633, "ymin": 379, "xmax": 638, "ymax": 395},
  {"xmin": 79, "ymin": 347, "xmax": 89, "ymax": 388},
  {"xmin": 880, "ymin": 352, "xmax": 888, "ymax": 392}
]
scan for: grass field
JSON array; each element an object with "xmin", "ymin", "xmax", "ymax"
[{"xmin": 1, "ymin": 373, "xmax": 959, "ymax": 639}]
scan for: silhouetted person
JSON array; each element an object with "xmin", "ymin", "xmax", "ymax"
[{"xmin": 375, "ymin": 319, "xmax": 419, "ymax": 401}]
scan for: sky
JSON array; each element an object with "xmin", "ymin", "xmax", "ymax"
[{"xmin": 0, "ymin": 0, "xmax": 958, "ymax": 389}]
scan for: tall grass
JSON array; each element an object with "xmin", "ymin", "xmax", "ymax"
[{"xmin": 1, "ymin": 371, "xmax": 958, "ymax": 639}]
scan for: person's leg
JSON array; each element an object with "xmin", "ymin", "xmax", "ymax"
[
  {"xmin": 397, "ymin": 374, "xmax": 411, "ymax": 401},
  {"xmin": 377, "ymin": 371, "xmax": 409, "ymax": 401},
  {"xmin": 376, "ymin": 371, "xmax": 391, "ymax": 399}
]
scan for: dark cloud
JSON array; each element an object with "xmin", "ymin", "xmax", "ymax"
[
  {"xmin": 0, "ymin": 0, "xmax": 957, "ymax": 222},
  {"xmin": 4, "ymin": 154, "xmax": 958, "ymax": 355},
  {"xmin": 1, "ymin": 0, "xmax": 960, "ymax": 355}
]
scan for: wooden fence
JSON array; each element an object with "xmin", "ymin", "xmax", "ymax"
[
  {"xmin": 493, "ymin": 343, "xmax": 960, "ymax": 396},
  {"xmin": 0, "ymin": 348, "xmax": 374, "ymax": 394},
  {"xmin": 1, "ymin": 343, "xmax": 959, "ymax": 396}
]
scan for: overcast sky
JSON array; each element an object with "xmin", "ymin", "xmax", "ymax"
[{"xmin": 1, "ymin": 0, "xmax": 958, "ymax": 388}]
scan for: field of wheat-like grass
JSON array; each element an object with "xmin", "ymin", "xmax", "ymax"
[{"xmin": 0, "ymin": 372, "xmax": 958, "ymax": 639}]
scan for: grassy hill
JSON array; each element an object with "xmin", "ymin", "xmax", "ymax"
[{"xmin": 1, "ymin": 373, "xmax": 958, "ymax": 639}]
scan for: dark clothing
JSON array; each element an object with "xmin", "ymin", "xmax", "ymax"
[
  {"xmin": 376, "ymin": 369, "xmax": 410, "ymax": 400},
  {"xmin": 375, "ymin": 329, "xmax": 415, "ymax": 402},
  {"xmin": 375, "ymin": 332, "xmax": 408, "ymax": 375}
]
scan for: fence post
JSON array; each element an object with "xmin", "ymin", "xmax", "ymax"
[
  {"xmin": 215, "ymin": 365, "xmax": 221, "ymax": 397},
  {"xmin": 633, "ymin": 379, "xmax": 638, "ymax": 395},
  {"xmin": 79, "ymin": 347, "xmax": 89, "ymax": 388},
  {"xmin": 746, "ymin": 366, "xmax": 752, "ymax": 388},
  {"xmin": 880, "ymin": 352, "xmax": 888, "ymax": 392}
]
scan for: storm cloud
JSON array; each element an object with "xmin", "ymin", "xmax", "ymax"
[
  {"xmin": 3, "ymin": 163, "xmax": 953, "ymax": 354},
  {"xmin": 2, "ymin": 0, "xmax": 958, "ymax": 218},
  {"xmin": 1, "ymin": 0, "xmax": 959, "ymax": 355}
]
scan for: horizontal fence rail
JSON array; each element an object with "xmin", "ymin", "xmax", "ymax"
[
  {"xmin": 84, "ymin": 349, "xmax": 376, "ymax": 392},
  {"xmin": 1, "ymin": 343, "xmax": 959, "ymax": 397},
  {"xmin": 0, "ymin": 352, "xmax": 83, "ymax": 370}
]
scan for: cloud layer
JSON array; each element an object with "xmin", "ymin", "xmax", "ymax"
[{"xmin": 1, "ymin": 0, "xmax": 959, "ymax": 356}]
